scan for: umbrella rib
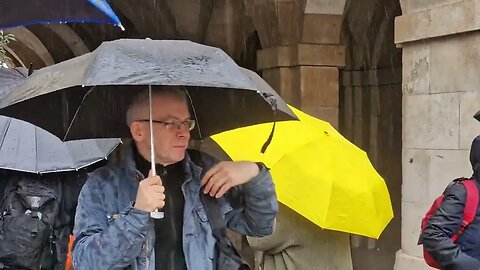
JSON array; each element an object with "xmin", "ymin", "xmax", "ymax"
[
  {"xmin": 73, "ymin": 139, "xmax": 121, "ymax": 171},
  {"xmin": 0, "ymin": 118, "xmax": 11, "ymax": 150},
  {"xmin": 10, "ymin": 68, "xmax": 27, "ymax": 78},
  {"xmin": 64, "ymin": 86, "xmax": 95, "ymax": 140},
  {"xmin": 0, "ymin": 166, "xmax": 37, "ymax": 174},
  {"xmin": 185, "ymin": 88, "xmax": 203, "ymax": 140},
  {"xmin": 34, "ymin": 124, "xmax": 39, "ymax": 173},
  {"xmin": 83, "ymin": 0, "xmax": 124, "ymax": 29},
  {"xmin": 64, "ymin": 141, "xmax": 84, "ymax": 171}
]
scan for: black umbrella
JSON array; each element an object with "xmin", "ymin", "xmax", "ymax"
[
  {"xmin": 0, "ymin": 39, "xmax": 296, "ymax": 218},
  {"xmin": 0, "ymin": 39, "xmax": 296, "ymax": 141}
]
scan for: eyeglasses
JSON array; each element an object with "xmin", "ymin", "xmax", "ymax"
[{"xmin": 136, "ymin": 119, "xmax": 196, "ymax": 131}]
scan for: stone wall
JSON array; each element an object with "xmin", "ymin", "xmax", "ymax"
[
  {"xmin": 246, "ymin": 0, "xmax": 346, "ymax": 127},
  {"xmin": 341, "ymin": 0, "xmax": 403, "ymax": 269},
  {"xmin": 395, "ymin": 1, "xmax": 480, "ymax": 269}
]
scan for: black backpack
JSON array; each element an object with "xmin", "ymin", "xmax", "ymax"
[{"xmin": 0, "ymin": 176, "xmax": 61, "ymax": 270}]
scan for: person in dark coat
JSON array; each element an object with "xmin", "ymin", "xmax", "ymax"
[{"xmin": 421, "ymin": 135, "xmax": 480, "ymax": 270}]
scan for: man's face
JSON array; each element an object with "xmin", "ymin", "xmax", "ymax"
[{"xmin": 131, "ymin": 94, "xmax": 191, "ymax": 165}]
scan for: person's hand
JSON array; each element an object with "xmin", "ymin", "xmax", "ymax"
[
  {"xmin": 201, "ymin": 161, "xmax": 260, "ymax": 198},
  {"xmin": 134, "ymin": 170, "xmax": 165, "ymax": 212}
]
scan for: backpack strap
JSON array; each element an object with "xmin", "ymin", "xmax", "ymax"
[
  {"xmin": 200, "ymin": 192, "xmax": 248, "ymax": 267},
  {"xmin": 0, "ymin": 173, "xmax": 19, "ymax": 208},
  {"xmin": 452, "ymin": 179, "xmax": 479, "ymax": 242},
  {"xmin": 191, "ymin": 150, "xmax": 249, "ymax": 267},
  {"xmin": 447, "ymin": 177, "xmax": 468, "ymax": 192},
  {"xmin": 199, "ymin": 193, "xmax": 227, "ymax": 237}
]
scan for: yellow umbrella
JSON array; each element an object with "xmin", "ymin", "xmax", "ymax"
[{"xmin": 211, "ymin": 73, "xmax": 393, "ymax": 239}]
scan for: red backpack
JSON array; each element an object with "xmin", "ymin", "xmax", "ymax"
[{"xmin": 419, "ymin": 178, "xmax": 479, "ymax": 269}]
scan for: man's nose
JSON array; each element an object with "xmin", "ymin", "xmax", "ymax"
[{"xmin": 176, "ymin": 126, "xmax": 190, "ymax": 137}]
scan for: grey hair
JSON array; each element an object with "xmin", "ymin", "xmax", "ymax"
[{"xmin": 125, "ymin": 86, "xmax": 188, "ymax": 126}]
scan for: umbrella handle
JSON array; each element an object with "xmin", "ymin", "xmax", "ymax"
[
  {"xmin": 150, "ymin": 209, "xmax": 164, "ymax": 219},
  {"xmin": 148, "ymin": 85, "xmax": 164, "ymax": 219}
]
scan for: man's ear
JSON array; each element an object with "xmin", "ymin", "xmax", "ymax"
[{"xmin": 130, "ymin": 122, "xmax": 144, "ymax": 142}]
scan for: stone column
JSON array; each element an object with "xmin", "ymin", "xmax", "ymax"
[
  {"xmin": 247, "ymin": 0, "xmax": 346, "ymax": 127},
  {"xmin": 246, "ymin": 1, "xmax": 354, "ymax": 269},
  {"xmin": 395, "ymin": 1, "xmax": 480, "ymax": 269}
]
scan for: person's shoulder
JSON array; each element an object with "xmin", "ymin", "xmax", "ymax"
[
  {"xmin": 443, "ymin": 179, "xmax": 470, "ymax": 200},
  {"xmin": 84, "ymin": 162, "xmax": 128, "ymax": 189}
]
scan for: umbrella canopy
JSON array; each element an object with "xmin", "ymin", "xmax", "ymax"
[
  {"xmin": 0, "ymin": 67, "xmax": 121, "ymax": 174},
  {"xmin": 0, "ymin": 67, "xmax": 27, "ymax": 99},
  {"xmin": 211, "ymin": 74, "xmax": 393, "ymax": 239},
  {"xmin": 0, "ymin": 39, "xmax": 297, "ymax": 141},
  {"xmin": 0, "ymin": 0, "xmax": 123, "ymax": 30},
  {"xmin": 0, "ymin": 116, "xmax": 121, "ymax": 174},
  {"xmin": 213, "ymin": 107, "xmax": 393, "ymax": 238}
]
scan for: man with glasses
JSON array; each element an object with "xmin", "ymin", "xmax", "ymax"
[{"xmin": 73, "ymin": 87, "xmax": 278, "ymax": 270}]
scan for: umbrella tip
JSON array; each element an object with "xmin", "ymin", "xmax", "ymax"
[
  {"xmin": 118, "ymin": 24, "xmax": 125, "ymax": 31},
  {"xmin": 28, "ymin": 63, "xmax": 33, "ymax": 76}
]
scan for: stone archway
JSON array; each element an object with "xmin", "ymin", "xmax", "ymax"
[
  {"xmin": 247, "ymin": 1, "xmax": 403, "ymax": 269},
  {"xmin": 5, "ymin": 27, "xmax": 54, "ymax": 68},
  {"xmin": 245, "ymin": 0, "xmax": 346, "ymax": 127},
  {"xmin": 2, "ymin": 2, "xmax": 407, "ymax": 269},
  {"xmin": 394, "ymin": 1, "xmax": 480, "ymax": 269},
  {"xmin": 43, "ymin": 25, "xmax": 89, "ymax": 56},
  {"xmin": 341, "ymin": 0, "xmax": 403, "ymax": 269}
]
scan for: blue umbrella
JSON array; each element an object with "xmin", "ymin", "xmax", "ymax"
[{"xmin": 0, "ymin": 0, "xmax": 123, "ymax": 30}]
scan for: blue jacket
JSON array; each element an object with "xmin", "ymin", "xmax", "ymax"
[{"xmin": 73, "ymin": 146, "xmax": 278, "ymax": 270}]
